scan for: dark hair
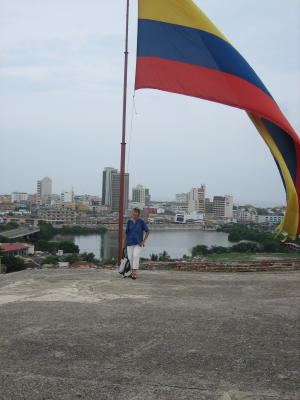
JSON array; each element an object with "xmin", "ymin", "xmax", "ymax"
[{"xmin": 132, "ymin": 207, "xmax": 141, "ymax": 215}]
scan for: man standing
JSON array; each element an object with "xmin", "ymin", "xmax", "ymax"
[{"xmin": 124, "ymin": 208, "xmax": 150, "ymax": 280}]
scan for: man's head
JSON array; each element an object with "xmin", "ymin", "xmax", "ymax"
[{"xmin": 131, "ymin": 207, "xmax": 141, "ymax": 220}]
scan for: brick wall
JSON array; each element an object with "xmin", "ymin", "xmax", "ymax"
[{"xmin": 140, "ymin": 260, "xmax": 300, "ymax": 272}]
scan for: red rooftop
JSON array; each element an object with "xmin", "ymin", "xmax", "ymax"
[{"xmin": 0, "ymin": 243, "xmax": 30, "ymax": 256}]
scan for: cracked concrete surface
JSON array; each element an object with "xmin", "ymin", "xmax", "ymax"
[{"xmin": 0, "ymin": 268, "xmax": 299, "ymax": 400}]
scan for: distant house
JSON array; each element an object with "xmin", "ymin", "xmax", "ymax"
[{"xmin": 0, "ymin": 243, "xmax": 31, "ymax": 256}]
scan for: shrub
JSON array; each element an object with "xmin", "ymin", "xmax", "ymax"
[
  {"xmin": 63, "ymin": 254, "xmax": 80, "ymax": 264},
  {"xmin": 261, "ymin": 239, "xmax": 287, "ymax": 253},
  {"xmin": 81, "ymin": 252, "xmax": 96, "ymax": 262},
  {"xmin": 210, "ymin": 246, "xmax": 229, "ymax": 254},
  {"xmin": 231, "ymin": 242, "xmax": 260, "ymax": 253},
  {"xmin": 228, "ymin": 232, "xmax": 241, "ymax": 242},
  {"xmin": 101, "ymin": 258, "xmax": 115, "ymax": 265},
  {"xmin": 41, "ymin": 255, "xmax": 59, "ymax": 265},
  {"xmin": 159, "ymin": 250, "xmax": 171, "ymax": 261},
  {"xmin": 192, "ymin": 245, "xmax": 209, "ymax": 256},
  {"xmin": 58, "ymin": 241, "xmax": 79, "ymax": 254},
  {"xmin": 0, "ymin": 222, "xmax": 19, "ymax": 232},
  {"xmin": 1, "ymin": 255, "xmax": 26, "ymax": 273},
  {"xmin": 36, "ymin": 222, "xmax": 56, "ymax": 240},
  {"xmin": 35, "ymin": 240, "xmax": 58, "ymax": 253}
]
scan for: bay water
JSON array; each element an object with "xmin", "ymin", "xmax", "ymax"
[{"xmin": 64, "ymin": 230, "xmax": 231, "ymax": 260}]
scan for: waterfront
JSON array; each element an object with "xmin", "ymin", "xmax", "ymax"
[{"xmin": 65, "ymin": 230, "xmax": 231, "ymax": 260}]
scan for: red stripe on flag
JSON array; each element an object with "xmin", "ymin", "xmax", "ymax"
[{"xmin": 135, "ymin": 57, "xmax": 297, "ymax": 140}]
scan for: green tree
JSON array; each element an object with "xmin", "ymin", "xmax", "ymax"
[
  {"xmin": 41, "ymin": 255, "xmax": 59, "ymax": 265},
  {"xmin": 231, "ymin": 242, "xmax": 260, "ymax": 253},
  {"xmin": 0, "ymin": 222, "xmax": 19, "ymax": 232},
  {"xmin": 228, "ymin": 232, "xmax": 241, "ymax": 242},
  {"xmin": 63, "ymin": 254, "xmax": 79, "ymax": 264},
  {"xmin": 150, "ymin": 253, "xmax": 158, "ymax": 261},
  {"xmin": 81, "ymin": 252, "xmax": 96, "ymax": 262},
  {"xmin": 58, "ymin": 241, "xmax": 79, "ymax": 254},
  {"xmin": 35, "ymin": 240, "xmax": 58, "ymax": 253},
  {"xmin": 101, "ymin": 258, "xmax": 115, "ymax": 265},
  {"xmin": 210, "ymin": 246, "xmax": 229, "ymax": 254},
  {"xmin": 159, "ymin": 250, "xmax": 171, "ymax": 261},
  {"xmin": 261, "ymin": 239, "xmax": 287, "ymax": 253},
  {"xmin": 1, "ymin": 255, "xmax": 26, "ymax": 273},
  {"xmin": 0, "ymin": 235, "xmax": 13, "ymax": 243},
  {"xmin": 36, "ymin": 222, "xmax": 57, "ymax": 240},
  {"xmin": 192, "ymin": 245, "xmax": 209, "ymax": 256}
]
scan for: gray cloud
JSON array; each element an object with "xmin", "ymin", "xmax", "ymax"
[{"xmin": 0, "ymin": 0, "xmax": 299, "ymax": 206}]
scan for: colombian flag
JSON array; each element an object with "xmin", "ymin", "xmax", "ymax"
[{"xmin": 135, "ymin": 0, "xmax": 300, "ymax": 239}]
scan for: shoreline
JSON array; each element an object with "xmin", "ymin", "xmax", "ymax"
[{"xmin": 102, "ymin": 223, "xmax": 216, "ymax": 231}]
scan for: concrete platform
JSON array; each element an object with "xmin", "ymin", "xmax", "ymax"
[{"xmin": 0, "ymin": 268, "xmax": 299, "ymax": 400}]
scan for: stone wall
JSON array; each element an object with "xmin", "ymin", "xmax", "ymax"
[{"xmin": 140, "ymin": 259, "xmax": 300, "ymax": 272}]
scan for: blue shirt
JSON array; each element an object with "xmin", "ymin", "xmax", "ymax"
[{"xmin": 126, "ymin": 218, "xmax": 149, "ymax": 246}]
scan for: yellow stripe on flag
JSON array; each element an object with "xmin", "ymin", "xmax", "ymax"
[
  {"xmin": 138, "ymin": 0, "xmax": 229, "ymax": 43},
  {"xmin": 249, "ymin": 113, "xmax": 299, "ymax": 239}
]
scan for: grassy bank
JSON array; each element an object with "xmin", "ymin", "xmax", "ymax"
[{"xmin": 205, "ymin": 252, "xmax": 300, "ymax": 261}]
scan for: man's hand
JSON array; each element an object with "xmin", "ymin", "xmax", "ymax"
[{"xmin": 140, "ymin": 240, "xmax": 146, "ymax": 247}]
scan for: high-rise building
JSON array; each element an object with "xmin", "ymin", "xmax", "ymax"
[
  {"xmin": 213, "ymin": 195, "xmax": 233, "ymax": 218},
  {"xmin": 101, "ymin": 167, "xmax": 129, "ymax": 212},
  {"xmin": 145, "ymin": 188, "xmax": 151, "ymax": 206},
  {"xmin": 111, "ymin": 172, "xmax": 129, "ymax": 212},
  {"xmin": 102, "ymin": 167, "xmax": 117, "ymax": 206},
  {"xmin": 188, "ymin": 185, "xmax": 206, "ymax": 214},
  {"xmin": 224, "ymin": 196, "xmax": 234, "ymax": 218},
  {"xmin": 132, "ymin": 185, "xmax": 151, "ymax": 207},
  {"xmin": 205, "ymin": 198, "xmax": 213, "ymax": 215},
  {"xmin": 37, "ymin": 177, "xmax": 52, "ymax": 205},
  {"xmin": 132, "ymin": 184, "xmax": 145, "ymax": 204}
]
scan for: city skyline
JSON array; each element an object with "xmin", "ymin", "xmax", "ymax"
[
  {"xmin": 0, "ymin": 185, "xmax": 286, "ymax": 207},
  {"xmin": 1, "ymin": 175, "xmax": 286, "ymax": 209},
  {"xmin": 0, "ymin": 168, "xmax": 291, "ymax": 206},
  {"xmin": 101, "ymin": 167, "xmax": 129, "ymax": 212}
]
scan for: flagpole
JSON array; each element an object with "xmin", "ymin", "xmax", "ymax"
[{"xmin": 118, "ymin": 0, "xmax": 130, "ymax": 264}]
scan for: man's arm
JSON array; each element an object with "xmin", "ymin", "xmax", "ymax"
[{"xmin": 141, "ymin": 230, "xmax": 150, "ymax": 246}]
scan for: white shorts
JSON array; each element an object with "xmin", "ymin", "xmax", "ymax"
[{"xmin": 127, "ymin": 245, "xmax": 142, "ymax": 270}]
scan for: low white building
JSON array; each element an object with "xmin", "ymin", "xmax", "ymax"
[
  {"xmin": 61, "ymin": 191, "xmax": 73, "ymax": 204},
  {"xmin": 128, "ymin": 202, "xmax": 145, "ymax": 210},
  {"xmin": 175, "ymin": 193, "xmax": 188, "ymax": 203},
  {"xmin": 11, "ymin": 192, "xmax": 28, "ymax": 203},
  {"xmin": 256, "ymin": 215, "xmax": 284, "ymax": 224},
  {"xmin": 174, "ymin": 211, "xmax": 204, "ymax": 224},
  {"xmin": 236, "ymin": 207, "xmax": 257, "ymax": 222},
  {"xmin": 170, "ymin": 202, "xmax": 189, "ymax": 213}
]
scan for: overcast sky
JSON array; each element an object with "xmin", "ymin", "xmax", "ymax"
[{"xmin": 0, "ymin": 0, "xmax": 299, "ymax": 206}]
